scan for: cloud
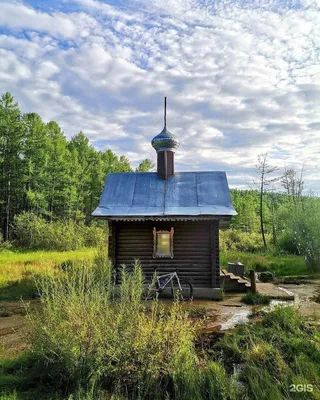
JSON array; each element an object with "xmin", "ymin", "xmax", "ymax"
[
  {"xmin": 0, "ymin": 0, "xmax": 319, "ymax": 192},
  {"xmin": 0, "ymin": 1, "xmax": 98, "ymax": 38}
]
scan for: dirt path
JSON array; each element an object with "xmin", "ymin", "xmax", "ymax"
[{"xmin": 0, "ymin": 301, "xmax": 36, "ymax": 356}]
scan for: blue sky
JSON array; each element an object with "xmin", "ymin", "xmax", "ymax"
[{"xmin": 0, "ymin": 0, "xmax": 319, "ymax": 192}]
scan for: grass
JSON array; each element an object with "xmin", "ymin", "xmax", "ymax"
[
  {"xmin": 1, "ymin": 259, "xmax": 198, "ymax": 399},
  {"xmin": 0, "ymin": 393, "xmax": 19, "ymax": 400},
  {"xmin": 0, "ymin": 247, "xmax": 312, "ymax": 302},
  {"xmin": 221, "ymin": 250, "xmax": 308, "ymax": 277},
  {"xmin": 0, "ymin": 241, "xmax": 319, "ymax": 399},
  {"xmin": 242, "ymin": 291, "xmax": 271, "ymax": 305},
  {"xmin": 1, "ymin": 306, "xmax": 319, "ymax": 400},
  {"xmin": 0, "ymin": 248, "xmax": 97, "ymax": 301},
  {"xmin": 212, "ymin": 306, "xmax": 320, "ymax": 399}
]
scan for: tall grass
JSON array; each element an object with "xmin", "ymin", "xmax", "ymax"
[
  {"xmin": 0, "ymin": 393, "xmax": 19, "ymax": 400},
  {"xmin": 0, "ymin": 248, "xmax": 97, "ymax": 301},
  {"xmin": 213, "ymin": 307, "xmax": 320, "ymax": 399},
  {"xmin": 25, "ymin": 253, "xmax": 199, "ymax": 399},
  {"xmin": 2, "ymin": 249, "xmax": 319, "ymax": 399},
  {"xmin": 220, "ymin": 250, "xmax": 308, "ymax": 277}
]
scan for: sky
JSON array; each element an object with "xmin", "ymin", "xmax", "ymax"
[{"xmin": 0, "ymin": 0, "xmax": 320, "ymax": 192}]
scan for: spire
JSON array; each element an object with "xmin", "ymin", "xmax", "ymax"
[
  {"xmin": 151, "ymin": 97, "xmax": 180, "ymax": 153},
  {"xmin": 151, "ymin": 97, "xmax": 180, "ymax": 179}
]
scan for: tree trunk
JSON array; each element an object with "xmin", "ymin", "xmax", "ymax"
[
  {"xmin": 260, "ymin": 176, "xmax": 267, "ymax": 247},
  {"xmin": 5, "ymin": 179, "xmax": 10, "ymax": 241}
]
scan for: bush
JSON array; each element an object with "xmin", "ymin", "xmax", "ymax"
[
  {"xmin": 25, "ymin": 258, "xmax": 198, "ymax": 398},
  {"xmin": 284, "ymin": 198, "xmax": 320, "ymax": 273},
  {"xmin": 242, "ymin": 292, "xmax": 271, "ymax": 305},
  {"xmin": 220, "ymin": 230, "xmax": 271, "ymax": 253},
  {"xmin": 12, "ymin": 212, "xmax": 106, "ymax": 251},
  {"xmin": 0, "ymin": 233, "xmax": 12, "ymax": 251},
  {"xmin": 276, "ymin": 231, "xmax": 299, "ymax": 255}
]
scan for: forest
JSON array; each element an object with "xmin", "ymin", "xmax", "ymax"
[
  {"xmin": 0, "ymin": 92, "xmax": 154, "ymax": 241},
  {"xmin": 1, "ymin": 92, "xmax": 320, "ymax": 273}
]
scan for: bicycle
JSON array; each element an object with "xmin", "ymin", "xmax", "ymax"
[{"xmin": 142, "ymin": 270, "xmax": 193, "ymax": 301}]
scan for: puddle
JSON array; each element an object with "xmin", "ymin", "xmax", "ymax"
[
  {"xmin": 262, "ymin": 299, "xmax": 294, "ymax": 312},
  {"xmin": 219, "ymin": 299, "xmax": 293, "ymax": 331}
]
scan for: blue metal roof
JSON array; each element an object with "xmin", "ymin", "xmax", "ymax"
[{"xmin": 92, "ymin": 172, "xmax": 237, "ymax": 218}]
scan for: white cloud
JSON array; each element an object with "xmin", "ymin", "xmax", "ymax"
[{"xmin": 0, "ymin": 0, "xmax": 319, "ymax": 192}]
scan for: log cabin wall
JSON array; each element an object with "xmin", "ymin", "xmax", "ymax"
[{"xmin": 109, "ymin": 220, "xmax": 220, "ymax": 288}]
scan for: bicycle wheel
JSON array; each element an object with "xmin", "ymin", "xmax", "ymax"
[
  {"xmin": 171, "ymin": 278, "xmax": 193, "ymax": 301},
  {"xmin": 142, "ymin": 279, "xmax": 159, "ymax": 300}
]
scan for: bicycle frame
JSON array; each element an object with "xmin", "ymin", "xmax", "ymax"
[{"xmin": 156, "ymin": 271, "xmax": 182, "ymax": 292}]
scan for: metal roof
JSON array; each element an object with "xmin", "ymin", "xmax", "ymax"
[{"xmin": 92, "ymin": 172, "xmax": 237, "ymax": 218}]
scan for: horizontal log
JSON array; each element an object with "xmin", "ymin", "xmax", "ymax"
[
  {"xmin": 116, "ymin": 265, "xmax": 211, "ymax": 270},
  {"xmin": 117, "ymin": 251, "xmax": 210, "ymax": 256},
  {"xmin": 117, "ymin": 239, "xmax": 210, "ymax": 244},
  {"xmin": 117, "ymin": 234, "xmax": 210, "ymax": 239}
]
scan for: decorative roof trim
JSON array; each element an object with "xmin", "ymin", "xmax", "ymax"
[{"xmin": 106, "ymin": 216, "xmax": 231, "ymax": 222}]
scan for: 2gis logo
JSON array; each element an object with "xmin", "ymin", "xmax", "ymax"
[{"xmin": 290, "ymin": 384, "xmax": 313, "ymax": 393}]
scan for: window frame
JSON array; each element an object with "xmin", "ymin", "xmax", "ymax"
[{"xmin": 153, "ymin": 227, "xmax": 174, "ymax": 258}]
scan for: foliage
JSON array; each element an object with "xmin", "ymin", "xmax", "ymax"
[
  {"xmin": 2, "ymin": 303, "xmax": 320, "ymax": 399},
  {"xmin": 276, "ymin": 231, "xmax": 300, "ymax": 255},
  {"xmin": 286, "ymin": 198, "xmax": 320, "ymax": 273},
  {"xmin": 220, "ymin": 229, "xmax": 271, "ymax": 253},
  {"xmin": 0, "ymin": 393, "xmax": 19, "ymax": 400},
  {"xmin": 241, "ymin": 291, "xmax": 271, "ymax": 305},
  {"xmin": 136, "ymin": 159, "xmax": 155, "ymax": 172},
  {"xmin": 220, "ymin": 250, "xmax": 307, "ymax": 277},
  {"xmin": 0, "ymin": 248, "xmax": 96, "ymax": 301},
  {"xmin": 12, "ymin": 212, "xmax": 106, "ymax": 251},
  {"xmin": 0, "ymin": 93, "xmax": 152, "ymax": 240},
  {"xmin": 213, "ymin": 306, "xmax": 320, "ymax": 400},
  {"xmin": 24, "ymin": 258, "xmax": 198, "ymax": 398},
  {"xmin": 0, "ymin": 233, "xmax": 12, "ymax": 251}
]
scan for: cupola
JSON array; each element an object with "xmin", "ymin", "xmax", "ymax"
[{"xmin": 151, "ymin": 97, "xmax": 180, "ymax": 179}]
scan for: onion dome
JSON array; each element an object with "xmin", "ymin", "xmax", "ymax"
[
  {"xmin": 151, "ymin": 97, "xmax": 180, "ymax": 153},
  {"xmin": 151, "ymin": 126, "xmax": 180, "ymax": 153}
]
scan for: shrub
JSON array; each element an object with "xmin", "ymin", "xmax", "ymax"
[
  {"xmin": 284, "ymin": 199, "xmax": 320, "ymax": 273},
  {"xmin": 220, "ymin": 230, "xmax": 271, "ymax": 253},
  {"xmin": 12, "ymin": 212, "xmax": 106, "ymax": 251},
  {"xmin": 241, "ymin": 292, "xmax": 271, "ymax": 305},
  {"xmin": 276, "ymin": 231, "xmax": 299, "ymax": 255},
  {"xmin": 0, "ymin": 233, "xmax": 12, "ymax": 251},
  {"xmin": 25, "ymin": 258, "xmax": 198, "ymax": 398}
]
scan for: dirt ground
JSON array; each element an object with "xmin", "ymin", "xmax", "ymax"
[
  {"xmin": 0, "ymin": 302, "xmax": 28, "ymax": 356},
  {"xmin": 1, "ymin": 281, "xmax": 320, "ymax": 357}
]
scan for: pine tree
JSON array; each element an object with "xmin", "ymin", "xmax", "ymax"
[{"xmin": 0, "ymin": 93, "xmax": 25, "ymax": 239}]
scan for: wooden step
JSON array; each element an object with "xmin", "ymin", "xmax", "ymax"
[{"xmin": 220, "ymin": 270, "xmax": 251, "ymax": 292}]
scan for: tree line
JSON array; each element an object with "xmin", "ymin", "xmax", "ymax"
[
  {"xmin": 230, "ymin": 156, "xmax": 308, "ymax": 244},
  {"xmin": 1, "ymin": 91, "xmax": 319, "ymax": 270},
  {"xmin": 0, "ymin": 92, "xmax": 154, "ymax": 240}
]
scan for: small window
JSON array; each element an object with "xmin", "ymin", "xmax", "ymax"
[{"xmin": 153, "ymin": 227, "xmax": 174, "ymax": 258}]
